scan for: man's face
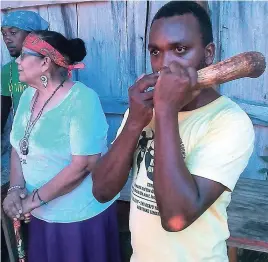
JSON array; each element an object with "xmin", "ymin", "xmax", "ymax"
[
  {"xmin": 1, "ymin": 27, "xmax": 29, "ymax": 57},
  {"xmin": 148, "ymin": 14, "xmax": 214, "ymax": 72}
]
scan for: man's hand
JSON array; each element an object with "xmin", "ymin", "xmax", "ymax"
[
  {"xmin": 154, "ymin": 62, "xmax": 201, "ymax": 113},
  {"xmin": 127, "ymin": 73, "xmax": 159, "ymax": 130}
]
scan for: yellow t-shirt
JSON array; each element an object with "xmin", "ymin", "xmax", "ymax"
[{"xmin": 117, "ymin": 96, "xmax": 254, "ymax": 262}]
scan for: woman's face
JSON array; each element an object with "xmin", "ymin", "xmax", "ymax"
[{"xmin": 15, "ymin": 47, "xmax": 44, "ymax": 85}]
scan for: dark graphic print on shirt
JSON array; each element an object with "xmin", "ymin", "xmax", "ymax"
[{"xmin": 131, "ymin": 129, "xmax": 186, "ymax": 216}]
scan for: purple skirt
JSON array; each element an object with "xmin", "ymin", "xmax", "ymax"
[{"xmin": 28, "ymin": 203, "xmax": 121, "ymax": 262}]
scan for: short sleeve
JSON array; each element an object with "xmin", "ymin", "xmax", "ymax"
[
  {"xmin": 186, "ymin": 111, "xmax": 255, "ymax": 191},
  {"xmin": 1, "ymin": 62, "xmax": 11, "ymax": 97},
  {"xmin": 70, "ymin": 87, "xmax": 108, "ymax": 156}
]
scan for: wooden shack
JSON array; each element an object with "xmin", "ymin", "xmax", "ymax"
[{"xmin": 1, "ymin": 1, "xmax": 268, "ymax": 261}]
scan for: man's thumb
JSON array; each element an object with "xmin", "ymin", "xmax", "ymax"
[{"xmin": 136, "ymin": 74, "xmax": 145, "ymax": 83}]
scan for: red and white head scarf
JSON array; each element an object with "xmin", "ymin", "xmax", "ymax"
[{"xmin": 23, "ymin": 33, "xmax": 85, "ymax": 77}]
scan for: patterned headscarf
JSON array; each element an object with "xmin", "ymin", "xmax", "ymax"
[
  {"xmin": 2, "ymin": 10, "xmax": 49, "ymax": 31},
  {"xmin": 23, "ymin": 33, "xmax": 85, "ymax": 77}
]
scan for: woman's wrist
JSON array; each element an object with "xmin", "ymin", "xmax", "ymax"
[
  {"xmin": 32, "ymin": 189, "xmax": 48, "ymax": 207},
  {"xmin": 7, "ymin": 184, "xmax": 25, "ymax": 194},
  {"xmin": 30, "ymin": 190, "xmax": 42, "ymax": 209}
]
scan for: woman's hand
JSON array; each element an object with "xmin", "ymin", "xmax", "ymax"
[
  {"xmin": 3, "ymin": 188, "xmax": 28, "ymax": 220},
  {"xmin": 21, "ymin": 194, "xmax": 40, "ymax": 215}
]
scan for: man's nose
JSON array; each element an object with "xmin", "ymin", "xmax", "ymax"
[
  {"xmin": 162, "ymin": 52, "xmax": 173, "ymax": 68},
  {"xmin": 4, "ymin": 36, "xmax": 13, "ymax": 44}
]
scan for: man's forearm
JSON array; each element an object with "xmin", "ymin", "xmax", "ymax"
[
  {"xmin": 92, "ymin": 120, "xmax": 142, "ymax": 203},
  {"xmin": 154, "ymin": 110, "xmax": 199, "ymax": 230}
]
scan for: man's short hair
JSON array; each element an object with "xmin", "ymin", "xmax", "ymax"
[{"xmin": 152, "ymin": 1, "xmax": 213, "ymax": 47}]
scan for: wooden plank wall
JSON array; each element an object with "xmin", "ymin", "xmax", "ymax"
[
  {"xmin": 209, "ymin": 1, "xmax": 268, "ymax": 180},
  {"xmin": 0, "ymin": 0, "xmax": 91, "ymax": 10},
  {"xmin": 1, "ymin": 0, "xmax": 267, "ymax": 181}
]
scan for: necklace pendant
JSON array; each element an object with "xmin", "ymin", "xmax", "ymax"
[
  {"xmin": 19, "ymin": 137, "xmax": 29, "ymax": 156},
  {"xmin": 20, "ymin": 154, "xmax": 27, "ymax": 165}
]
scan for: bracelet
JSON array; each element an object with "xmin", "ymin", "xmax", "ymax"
[
  {"xmin": 32, "ymin": 189, "xmax": 38, "ymax": 202},
  {"xmin": 32, "ymin": 189, "xmax": 47, "ymax": 206},
  {"xmin": 7, "ymin": 185, "xmax": 24, "ymax": 193}
]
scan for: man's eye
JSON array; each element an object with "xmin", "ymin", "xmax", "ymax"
[
  {"xmin": 175, "ymin": 46, "xmax": 187, "ymax": 54},
  {"xmin": 150, "ymin": 49, "xmax": 160, "ymax": 56},
  {"xmin": 2, "ymin": 32, "xmax": 7, "ymax": 36},
  {"xmin": 11, "ymin": 32, "xmax": 17, "ymax": 35}
]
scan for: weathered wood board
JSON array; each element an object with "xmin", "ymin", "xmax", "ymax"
[
  {"xmin": 227, "ymin": 178, "xmax": 268, "ymax": 253},
  {"xmin": 1, "ymin": 0, "xmax": 93, "ymax": 10},
  {"xmin": 208, "ymin": 1, "xmax": 268, "ymax": 181}
]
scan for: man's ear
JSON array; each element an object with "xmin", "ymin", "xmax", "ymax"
[{"xmin": 204, "ymin": 42, "xmax": 215, "ymax": 66}]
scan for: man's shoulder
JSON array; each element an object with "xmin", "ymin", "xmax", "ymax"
[
  {"xmin": 212, "ymin": 96, "xmax": 252, "ymax": 127},
  {"xmin": 1, "ymin": 61, "xmax": 13, "ymax": 95},
  {"xmin": 1, "ymin": 61, "xmax": 12, "ymax": 74},
  {"xmin": 207, "ymin": 97, "xmax": 255, "ymax": 149}
]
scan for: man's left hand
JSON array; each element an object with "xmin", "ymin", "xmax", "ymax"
[{"xmin": 153, "ymin": 61, "xmax": 201, "ymax": 113}]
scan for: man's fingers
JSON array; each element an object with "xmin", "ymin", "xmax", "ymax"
[
  {"xmin": 140, "ymin": 90, "xmax": 154, "ymax": 101},
  {"xmin": 168, "ymin": 59, "xmax": 194, "ymax": 73},
  {"xmin": 144, "ymin": 99, "xmax": 154, "ymax": 108},
  {"xmin": 158, "ymin": 66, "xmax": 171, "ymax": 75},
  {"xmin": 168, "ymin": 62, "xmax": 193, "ymax": 86},
  {"xmin": 135, "ymin": 74, "xmax": 146, "ymax": 82},
  {"xmin": 192, "ymin": 89, "xmax": 201, "ymax": 98},
  {"xmin": 169, "ymin": 61, "xmax": 185, "ymax": 74},
  {"xmin": 136, "ymin": 73, "xmax": 159, "ymax": 92},
  {"xmin": 187, "ymin": 67, "xmax": 198, "ymax": 88}
]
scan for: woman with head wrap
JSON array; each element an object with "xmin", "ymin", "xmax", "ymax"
[
  {"xmin": 1, "ymin": 11, "xmax": 49, "ymax": 225},
  {"xmin": 2, "ymin": 30, "xmax": 121, "ymax": 262}
]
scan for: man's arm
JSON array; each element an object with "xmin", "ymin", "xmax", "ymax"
[
  {"xmin": 1, "ymin": 95, "xmax": 12, "ymax": 133},
  {"xmin": 153, "ymin": 63, "xmax": 254, "ymax": 232},
  {"xmin": 92, "ymin": 73, "xmax": 159, "ymax": 202},
  {"xmin": 154, "ymin": 110, "xmax": 225, "ymax": 232},
  {"xmin": 92, "ymin": 120, "xmax": 142, "ymax": 202}
]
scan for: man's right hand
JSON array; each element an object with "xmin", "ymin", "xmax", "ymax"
[
  {"xmin": 127, "ymin": 73, "xmax": 159, "ymax": 130},
  {"xmin": 3, "ymin": 188, "xmax": 28, "ymax": 220}
]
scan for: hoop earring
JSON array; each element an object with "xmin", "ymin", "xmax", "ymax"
[{"xmin": 40, "ymin": 75, "xmax": 48, "ymax": 88}]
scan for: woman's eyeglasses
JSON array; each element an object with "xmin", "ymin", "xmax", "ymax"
[{"xmin": 20, "ymin": 50, "xmax": 44, "ymax": 60}]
